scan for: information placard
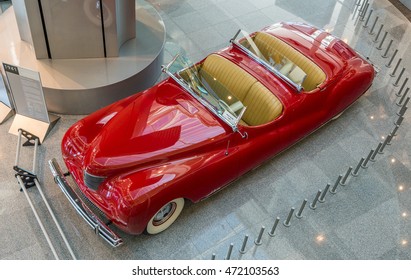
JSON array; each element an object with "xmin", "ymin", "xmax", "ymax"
[
  {"xmin": 3, "ymin": 62, "xmax": 59, "ymax": 142},
  {"xmin": 3, "ymin": 63, "xmax": 49, "ymax": 123}
]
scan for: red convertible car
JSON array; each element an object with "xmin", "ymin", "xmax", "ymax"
[{"xmin": 49, "ymin": 22, "xmax": 375, "ymax": 247}]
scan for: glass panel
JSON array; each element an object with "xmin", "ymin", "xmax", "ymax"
[
  {"xmin": 232, "ymin": 29, "xmax": 306, "ymax": 92},
  {"xmin": 164, "ymin": 55, "xmax": 246, "ymax": 128}
]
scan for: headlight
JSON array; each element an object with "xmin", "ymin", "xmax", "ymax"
[{"xmin": 83, "ymin": 170, "xmax": 106, "ymax": 191}]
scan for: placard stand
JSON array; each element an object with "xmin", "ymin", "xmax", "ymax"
[
  {"xmin": 3, "ymin": 63, "xmax": 59, "ymax": 143},
  {"xmin": 9, "ymin": 113, "xmax": 59, "ymax": 143},
  {"xmin": 0, "ymin": 101, "xmax": 14, "ymax": 124}
]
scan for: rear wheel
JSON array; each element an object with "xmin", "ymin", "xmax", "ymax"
[{"xmin": 146, "ymin": 198, "xmax": 185, "ymax": 234}]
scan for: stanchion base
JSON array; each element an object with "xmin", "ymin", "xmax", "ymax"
[
  {"xmin": 14, "ymin": 166, "xmax": 37, "ymax": 189},
  {"xmin": 309, "ymin": 204, "xmax": 317, "ymax": 210},
  {"xmin": 254, "ymin": 240, "xmax": 262, "ymax": 246},
  {"xmin": 283, "ymin": 221, "xmax": 291, "ymax": 227},
  {"xmin": 295, "ymin": 214, "xmax": 303, "ymax": 219}
]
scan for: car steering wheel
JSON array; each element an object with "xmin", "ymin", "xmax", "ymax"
[{"xmin": 218, "ymin": 99, "xmax": 236, "ymax": 116}]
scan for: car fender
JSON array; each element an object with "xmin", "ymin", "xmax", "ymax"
[{"xmin": 102, "ymin": 154, "xmax": 214, "ymax": 234}]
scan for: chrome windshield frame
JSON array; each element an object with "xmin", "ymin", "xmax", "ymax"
[
  {"xmin": 161, "ymin": 55, "xmax": 240, "ymax": 132},
  {"xmin": 230, "ymin": 29, "xmax": 304, "ymax": 92}
]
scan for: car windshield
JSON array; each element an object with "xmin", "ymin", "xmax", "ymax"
[
  {"xmin": 163, "ymin": 55, "xmax": 246, "ymax": 130},
  {"xmin": 231, "ymin": 28, "xmax": 310, "ymax": 92}
]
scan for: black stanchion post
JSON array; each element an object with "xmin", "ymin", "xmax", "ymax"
[
  {"xmin": 268, "ymin": 217, "xmax": 280, "ymax": 237},
  {"xmin": 382, "ymin": 39, "xmax": 393, "ymax": 58},
  {"xmin": 362, "ymin": 149, "xmax": 374, "ymax": 168},
  {"xmin": 370, "ymin": 143, "xmax": 382, "ymax": 162},
  {"xmin": 396, "ymin": 78, "xmax": 408, "ymax": 97},
  {"xmin": 330, "ymin": 175, "xmax": 342, "ymax": 194},
  {"xmin": 377, "ymin": 31, "xmax": 388, "ymax": 50},
  {"xmin": 363, "ymin": 9, "xmax": 373, "ymax": 27},
  {"xmin": 239, "ymin": 235, "xmax": 249, "ymax": 254},
  {"xmin": 397, "ymin": 88, "xmax": 409, "ymax": 106},
  {"xmin": 373, "ymin": 24, "xmax": 383, "ymax": 42},
  {"xmin": 398, "ymin": 98, "xmax": 410, "ymax": 115},
  {"xmin": 353, "ymin": 0, "xmax": 361, "ymax": 20},
  {"xmin": 393, "ymin": 68, "xmax": 406, "ymax": 87},
  {"xmin": 391, "ymin": 125, "xmax": 400, "ymax": 137},
  {"xmin": 255, "ymin": 226, "xmax": 265, "ymax": 245},
  {"xmin": 369, "ymin": 16, "xmax": 379, "ymax": 34},
  {"xmin": 395, "ymin": 116, "xmax": 404, "ymax": 126},
  {"xmin": 340, "ymin": 166, "xmax": 353, "ymax": 186},
  {"xmin": 310, "ymin": 190, "xmax": 322, "ymax": 210},
  {"xmin": 225, "ymin": 243, "xmax": 234, "ymax": 260},
  {"xmin": 402, "ymin": 96, "xmax": 410, "ymax": 108},
  {"xmin": 283, "ymin": 207, "xmax": 295, "ymax": 227},
  {"xmin": 390, "ymin": 58, "xmax": 402, "ymax": 77},
  {"xmin": 318, "ymin": 184, "xmax": 331, "ymax": 203},
  {"xmin": 379, "ymin": 135, "xmax": 391, "ymax": 153},
  {"xmin": 386, "ymin": 133, "xmax": 394, "ymax": 145},
  {"xmin": 386, "ymin": 49, "xmax": 398, "ymax": 68},
  {"xmin": 360, "ymin": 3, "xmax": 369, "ymax": 21},
  {"xmin": 359, "ymin": 0, "xmax": 366, "ymax": 13},
  {"xmin": 352, "ymin": 158, "xmax": 365, "ymax": 176},
  {"xmin": 295, "ymin": 199, "xmax": 308, "ymax": 218},
  {"xmin": 211, "ymin": 253, "xmax": 216, "ymax": 260}
]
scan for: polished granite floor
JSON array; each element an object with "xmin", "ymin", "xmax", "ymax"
[{"xmin": 0, "ymin": 0, "xmax": 410, "ymax": 260}]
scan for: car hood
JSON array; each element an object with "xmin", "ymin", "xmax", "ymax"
[{"xmin": 81, "ymin": 81, "xmax": 227, "ymax": 175}]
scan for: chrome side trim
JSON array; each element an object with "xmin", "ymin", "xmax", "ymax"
[{"xmin": 48, "ymin": 158, "xmax": 123, "ymax": 247}]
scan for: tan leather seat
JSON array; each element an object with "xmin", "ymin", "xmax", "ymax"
[
  {"xmin": 200, "ymin": 54, "xmax": 283, "ymax": 126},
  {"xmin": 253, "ymin": 32, "xmax": 326, "ymax": 91},
  {"xmin": 242, "ymin": 82, "xmax": 283, "ymax": 126}
]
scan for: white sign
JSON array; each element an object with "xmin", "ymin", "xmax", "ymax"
[{"xmin": 3, "ymin": 63, "xmax": 49, "ymax": 123}]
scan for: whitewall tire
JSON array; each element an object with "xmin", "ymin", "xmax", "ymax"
[{"xmin": 146, "ymin": 198, "xmax": 185, "ymax": 234}]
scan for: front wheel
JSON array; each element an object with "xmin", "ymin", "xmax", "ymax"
[{"xmin": 146, "ymin": 198, "xmax": 185, "ymax": 234}]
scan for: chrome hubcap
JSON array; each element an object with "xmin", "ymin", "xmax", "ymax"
[{"xmin": 153, "ymin": 202, "xmax": 176, "ymax": 226}]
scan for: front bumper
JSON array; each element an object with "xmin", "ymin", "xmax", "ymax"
[{"xmin": 48, "ymin": 158, "xmax": 123, "ymax": 247}]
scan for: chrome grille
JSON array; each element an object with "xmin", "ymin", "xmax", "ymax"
[{"xmin": 69, "ymin": 177, "xmax": 110, "ymax": 224}]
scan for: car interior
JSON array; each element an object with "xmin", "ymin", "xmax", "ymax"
[
  {"xmin": 180, "ymin": 54, "xmax": 284, "ymax": 127},
  {"xmin": 244, "ymin": 31, "xmax": 327, "ymax": 91}
]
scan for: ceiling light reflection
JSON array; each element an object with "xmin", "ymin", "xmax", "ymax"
[
  {"xmin": 402, "ymin": 212, "xmax": 407, "ymax": 218},
  {"xmin": 315, "ymin": 234, "xmax": 325, "ymax": 244},
  {"xmin": 398, "ymin": 185, "xmax": 404, "ymax": 191},
  {"xmin": 401, "ymin": 240, "xmax": 408, "ymax": 246}
]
